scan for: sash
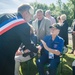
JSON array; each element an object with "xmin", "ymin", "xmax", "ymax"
[{"xmin": 0, "ymin": 18, "xmax": 26, "ymax": 35}]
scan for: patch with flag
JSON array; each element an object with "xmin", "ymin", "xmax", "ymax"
[{"xmin": 0, "ymin": 18, "xmax": 26, "ymax": 35}]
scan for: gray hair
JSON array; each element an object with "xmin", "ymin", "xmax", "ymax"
[
  {"xmin": 35, "ymin": 9, "xmax": 43, "ymax": 14},
  {"xmin": 18, "ymin": 4, "xmax": 34, "ymax": 14},
  {"xmin": 45, "ymin": 10, "xmax": 51, "ymax": 15}
]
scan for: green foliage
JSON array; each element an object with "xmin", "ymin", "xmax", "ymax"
[
  {"xmin": 69, "ymin": 0, "xmax": 75, "ymax": 19},
  {"xmin": 30, "ymin": 2, "xmax": 49, "ymax": 13},
  {"xmin": 30, "ymin": 0, "xmax": 75, "ymax": 26},
  {"xmin": 49, "ymin": 3, "xmax": 55, "ymax": 11}
]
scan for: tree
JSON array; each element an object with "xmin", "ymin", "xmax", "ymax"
[
  {"xmin": 56, "ymin": 0, "xmax": 62, "ymax": 10},
  {"xmin": 69, "ymin": 0, "xmax": 75, "ymax": 19},
  {"xmin": 30, "ymin": 1, "xmax": 74, "ymax": 26},
  {"xmin": 30, "ymin": 2, "xmax": 49, "ymax": 13}
]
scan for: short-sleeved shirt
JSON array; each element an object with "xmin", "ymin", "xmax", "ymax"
[{"xmin": 40, "ymin": 35, "xmax": 64, "ymax": 59}]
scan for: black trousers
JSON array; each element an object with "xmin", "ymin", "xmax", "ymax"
[
  {"xmin": 73, "ymin": 66, "xmax": 75, "ymax": 75},
  {"xmin": 0, "ymin": 55, "xmax": 15, "ymax": 75}
]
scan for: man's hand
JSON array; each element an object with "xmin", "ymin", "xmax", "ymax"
[
  {"xmin": 24, "ymin": 49, "xmax": 30, "ymax": 53},
  {"xmin": 16, "ymin": 49, "xmax": 30, "ymax": 56},
  {"xmin": 16, "ymin": 50, "xmax": 22, "ymax": 55},
  {"xmin": 36, "ymin": 45, "xmax": 42, "ymax": 53},
  {"xmin": 40, "ymin": 40, "xmax": 49, "ymax": 50}
]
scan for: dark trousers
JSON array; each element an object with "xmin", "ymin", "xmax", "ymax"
[
  {"xmin": 72, "ymin": 34, "xmax": 75, "ymax": 50},
  {"xmin": 0, "ymin": 55, "xmax": 15, "ymax": 75},
  {"xmin": 36, "ymin": 53, "xmax": 60, "ymax": 75},
  {"xmin": 73, "ymin": 66, "xmax": 75, "ymax": 75}
]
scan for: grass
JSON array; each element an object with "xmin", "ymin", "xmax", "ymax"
[
  {"xmin": 19, "ymin": 46, "xmax": 75, "ymax": 75},
  {"xmin": 20, "ymin": 56, "xmax": 39, "ymax": 75}
]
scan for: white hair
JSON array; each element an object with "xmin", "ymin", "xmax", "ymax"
[
  {"xmin": 60, "ymin": 14, "xmax": 67, "ymax": 21},
  {"xmin": 45, "ymin": 10, "xmax": 51, "ymax": 15},
  {"xmin": 18, "ymin": 4, "xmax": 34, "ymax": 15},
  {"xmin": 35, "ymin": 9, "xmax": 43, "ymax": 14}
]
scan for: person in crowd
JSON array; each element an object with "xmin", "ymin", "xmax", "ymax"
[
  {"xmin": 72, "ymin": 53, "xmax": 75, "ymax": 75},
  {"xmin": 0, "ymin": 4, "xmax": 38, "ymax": 75},
  {"xmin": 29, "ymin": 13, "xmax": 37, "ymax": 24},
  {"xmin": 59, "ymin": 14, "xmax": 68, "ymax": 48},
  {"xmin": 14, "ymin": 44, "xmax": 31, "ymax": 75},
  {"xmin": 32, "ymin": 9, "xmax": 51, "ymax": 41},
  {"xmin": 72, "ymin": 60, "xmax": 75, "ymax": 75},
  {"xmin": 72, "ymin": 20, "xmax": 75, "ymax": 53},
  {"xmin": 72, "ymin": 40, "xmax": 75, "ymax": 75},
  {"xmin": 45, "ymin": 10, "xmax": 56, "ymax": 25},
  {"xmin": 69, "ymin": 19, "xmax": 75, "ymax": 54},
  {"xmin": 14, "ymin": 24, "xmax": 37, "ymax": 75},
  {"xmin": 57, "ymin": 16, "xmax": 62, "ymax": 25},
  {"xmin": 33, "ymin": 13, "xmax": 37, "ymax": 21},
  {"xmin": 36, "ymin": 23, "xmax": 64, "ymax": 75},
  {"xmin": 30, "ymin": 25, "xmax": 37, "ymax": 46},
  {"xmin": 57, "ymin": 15, "xmax": 68, "ymax": 53},
  {"xmin": 71, "ymin": 19, "xmax": 75, "ymax": 75}
]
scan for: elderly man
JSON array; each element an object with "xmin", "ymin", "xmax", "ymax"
[
  {"xmin": 36, "ymin": 23, "xmax": 64, "ymax": 75},
  {"xmin": 0, "ymin": 4, "xmax": 38, "ymax": 75},
  {"xmin": 45, "ymin": 10, "xmax": 56, "ymax": 25},
  {"xmin": 32, "ymin": 9, "xmax": 51, "ymax": 41}
]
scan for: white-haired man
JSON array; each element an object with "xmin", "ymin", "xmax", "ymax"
[
  {"xmin": 36, "ymin": 23, "xmax": 64, "ymax": 75},
  {"xmin": 45, "ymin": 10, "xmax": 56, "ymax": 25},
  {"xmin": 32, "ymin": 9, "xmax": 51, "ymax": 41}
]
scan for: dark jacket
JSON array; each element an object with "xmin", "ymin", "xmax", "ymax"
[
  {"xmin": 59, "ymin": 20, "xmax": 68, "ymax": 47},
  {"xmin": 0, "ymin": 13, "xmax": 38, "ymax": 75},
  {"xmin": 0, "ymin": 13, "xmax": 38, "ymax": 56}
]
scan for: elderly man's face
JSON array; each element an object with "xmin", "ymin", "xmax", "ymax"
[
  {"xmin": 45, "ymin": 12, "xmax": 51, "ymax": 19},
  {"xmin": 45, "ymin": 13, "xmax": 49, "ymax": 18},
  {"xmin": 37, "ymin": 12, "xmax": 43, "ymax": 20},
  {"xmin": 50, "ymin": 28, "xmax": 60, "ymax": 36}
]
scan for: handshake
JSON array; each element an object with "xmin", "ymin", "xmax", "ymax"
[
  {"xmin": 18, "ymin": 40, "xmax": 46, "ymax": 58},
  {"xmin": 20, "ymin": 43, "xmax": 35, "ymax": 58}
]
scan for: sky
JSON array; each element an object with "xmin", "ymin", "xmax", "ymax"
[{"xmin": 0, "ymin": 0, "xmax": 68, "ymax": 14}]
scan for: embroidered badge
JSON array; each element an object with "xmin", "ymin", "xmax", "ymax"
[{"xmin": 53, "ymin": 42, "xmax": 59, "ymax": 48}]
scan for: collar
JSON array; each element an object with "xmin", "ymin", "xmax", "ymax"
[
  {"xmin": 49, "ymin": 35, "xmax": 58, "ymax": 42},
  {"xmin": 17, "ymin": 13, "xmax": 23, "ymax": 18}
]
